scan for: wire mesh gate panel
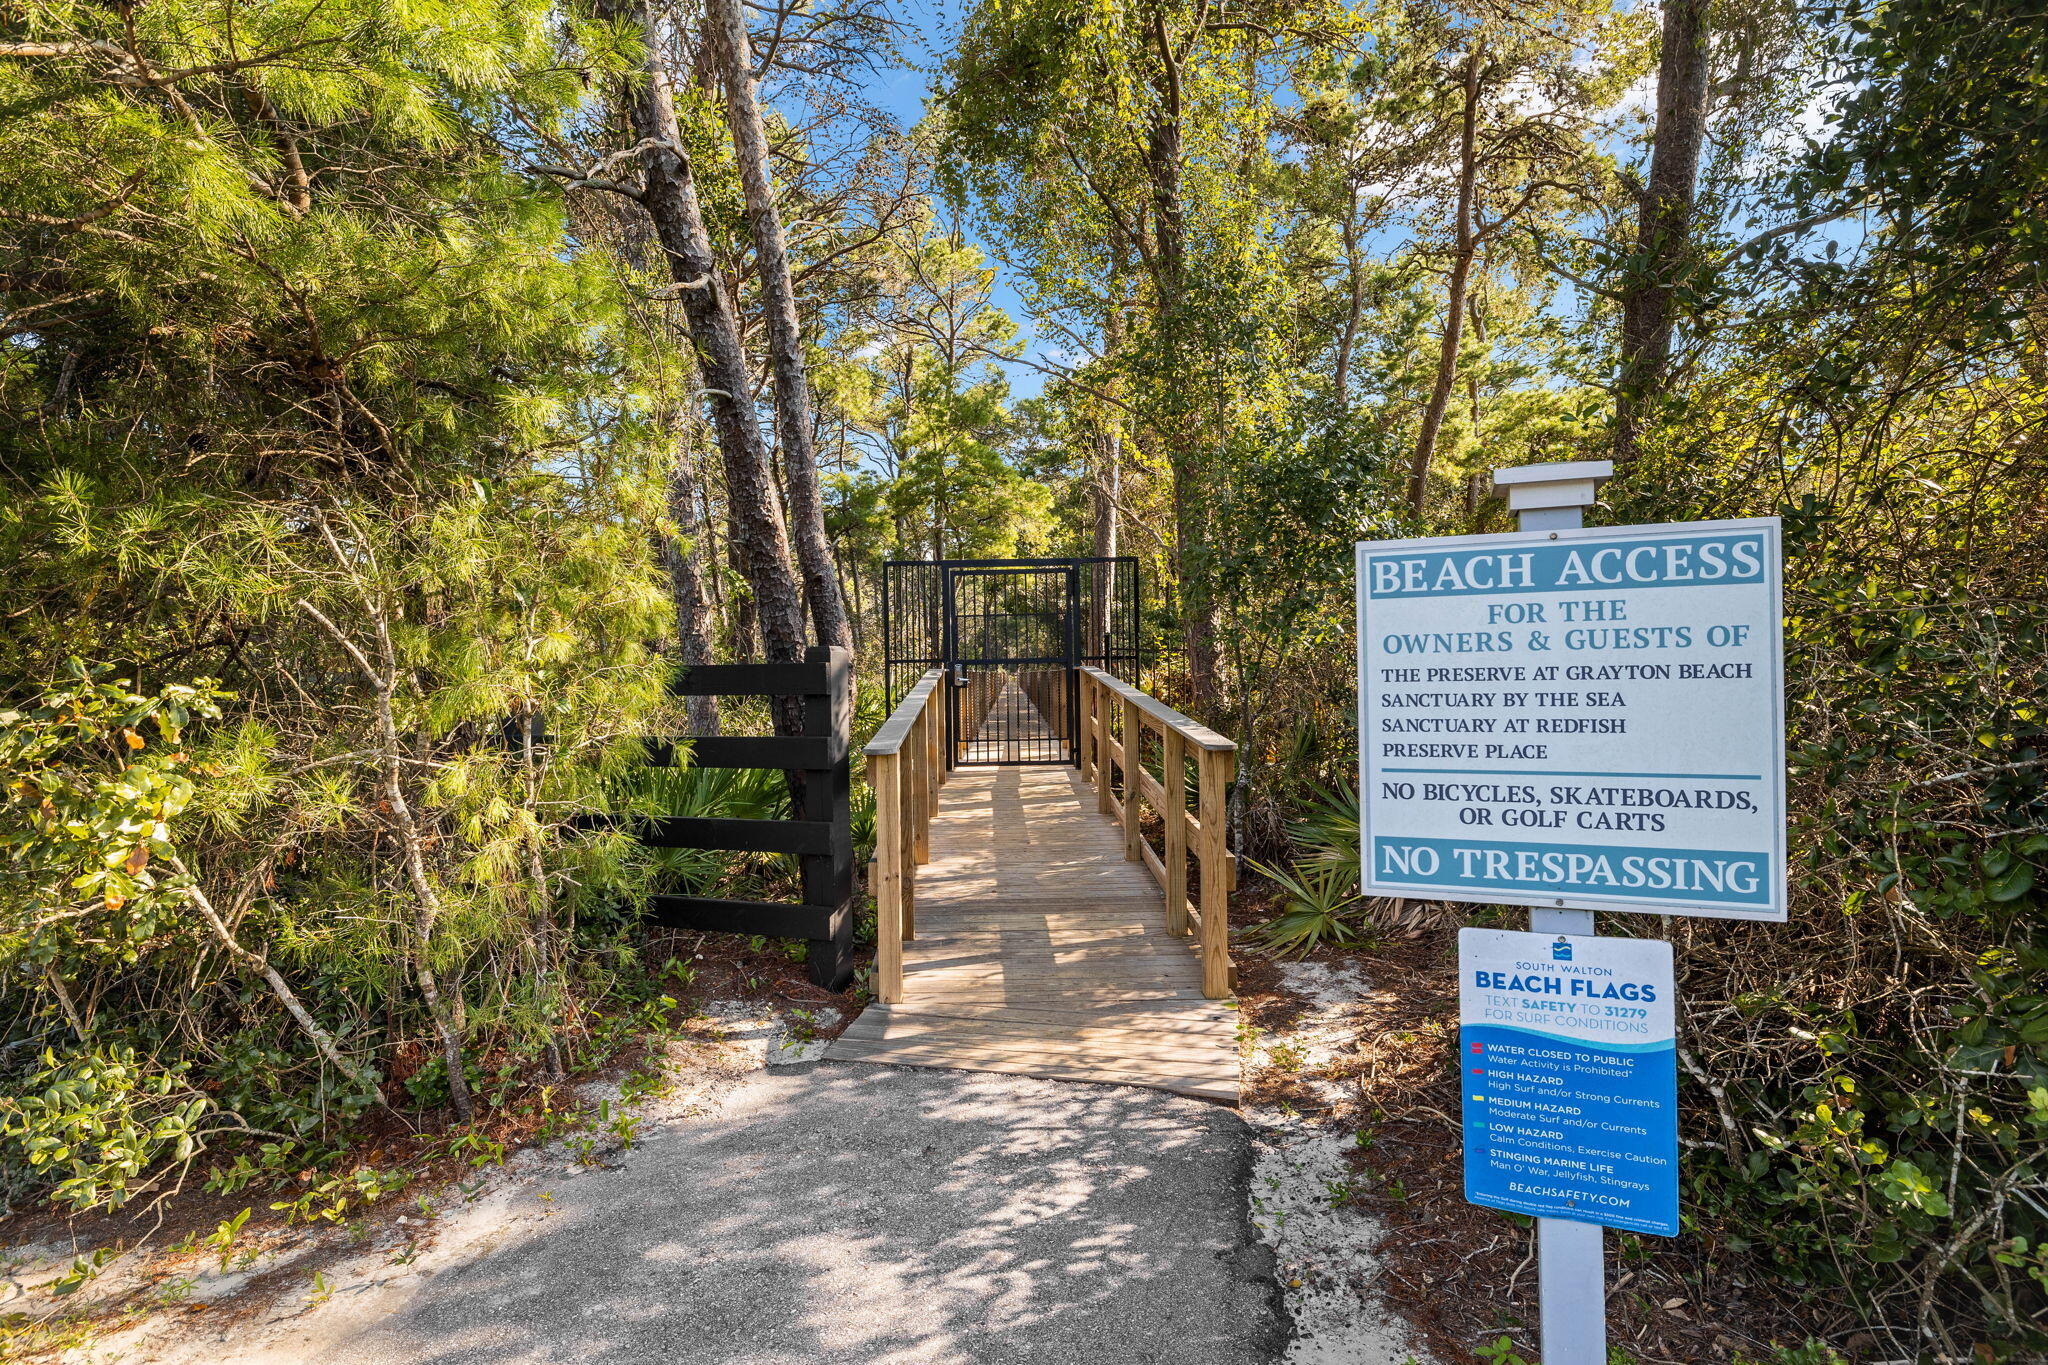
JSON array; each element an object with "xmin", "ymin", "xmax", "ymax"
[
  {"xmin": 949, "ymin": 566, "xmax": 1075, "ymax": 764},
  {"xmin": 882, "ymin": 557, "xmax": 1139, "ymax": 768}
]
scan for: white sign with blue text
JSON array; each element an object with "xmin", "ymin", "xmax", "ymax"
[
  {"xmin": 1460, "ymin": 928, "xmax": 1678, "ymax": 1236},
  {"xmin": 1355, "ymin": 518, "xmax": 1786, "ymax": 921}
]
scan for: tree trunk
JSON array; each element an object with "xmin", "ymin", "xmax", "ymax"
[
  {"xmin": 818, "ymin": 407, "xmax": 861, "ymax": 649},
  {"xmin": 1615, "ymin": 0, "xmax": 1710, "ymax": 464},
  {"xmin": 663, "ymin": 437, "xmax": 720, "ymax": 734},
  {"xmin": 727, "ymin": 532, "xmax": 759, "ymax": 662},
  {"xmin": 705, "ymin": 0, "xmax": 850, "ymax": 657},
  {"xmin": 606, "ymin": 0, "xmax": 806, "ymax": 665},
  {"xmin": 1172, "ymin": 468, "xmax": 1220, "ymax": 705},
  {"xmin": 1088, "ymin": 301, "xmax": 1124, "ymax": 664},
  {"xmin": 1466, "ymin": 292, "xmax": 1487, "ymax": 471},
  {"xmin": 1089, "ymin": 420, "xmax": 1121, "ymax": 659},
  {"xmin": 1408, "ymin": 41, "xmax": 1484, "ymax": 516},
  {"xmin": 846, "ymin": 535, "xmax": 866, "ymax": 652},
  {"xmin": 1089, "ymin": 421, "xmax": 1122, "ymax": 642},
  {"xmin": 1145, "ymin": 15, "xmax": 1219, "ymax": 703},
  {"xmin": 698, "ymin": 476, "xmax": 732, "ymax": 647},
  {"xmin": 1334, "ymin": 192, "xmax": 1365, "ymax": 405}
]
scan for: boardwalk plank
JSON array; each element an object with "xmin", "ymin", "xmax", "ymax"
[{"xmin": 827, "ymin": 682, "xmax": 1239, "ymax": 1103}]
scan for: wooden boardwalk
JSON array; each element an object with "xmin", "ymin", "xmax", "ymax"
[{"xmin": 828, "ymin": 756, "xmax": 1241, "ymax": 1103}]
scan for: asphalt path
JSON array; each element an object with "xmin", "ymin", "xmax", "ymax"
[{"xmin": 120, "ymin": 1060, "xmax": 1287, "ymax": 1365}]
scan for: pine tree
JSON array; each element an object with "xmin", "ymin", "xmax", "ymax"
[{"xmin": 1, "ymin": 0, "xmax": 667, "ymax": 1186}]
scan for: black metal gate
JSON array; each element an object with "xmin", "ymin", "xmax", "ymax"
[
  {"xmin": 948, "ymin": 565, "xmax": 1075, "ymax": 765},
  {"xmin": 882, "ymin": 557, "xmax": 1139, "ymax": 768}
]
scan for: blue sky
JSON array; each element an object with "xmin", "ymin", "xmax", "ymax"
[{"xmin": 854, "ymin": 3, "xmax": 1053, "ymax": 399}]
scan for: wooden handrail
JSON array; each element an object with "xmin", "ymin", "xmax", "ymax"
[
  {"xmin": 866, "ymin": 669, "xmax": 942, "ymax": 756},
  {"xmin": 1077, "ymin": 668, "xmax": 1237, "ymax": 998},
  {"xmin": 1079, "ymin": 667, "xmax": 1235, "ymax": 752},
  {"xmin": 866, "ymin": 668, "xmax": 946, "ymax": 1004}
]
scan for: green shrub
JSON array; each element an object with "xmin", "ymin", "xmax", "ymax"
[{"xmin": 1246, "ymin": 858, "xmax": 1372, "ymax": 957}]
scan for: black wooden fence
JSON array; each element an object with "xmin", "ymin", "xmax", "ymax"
[{"xmin": 633, "ymin": 645, "xmax": 855, "ymax": 990}]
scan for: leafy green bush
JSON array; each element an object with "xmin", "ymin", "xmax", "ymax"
[
  {"xmin": 1616, "ymin": 354, "xmax": 2048, "ymax": 1350},
  {"xmin": 1, "ymin": 1047, "xmax": 212, "ymax": 1215}
]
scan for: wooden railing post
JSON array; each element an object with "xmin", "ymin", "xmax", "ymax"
[
  {"xmin": 1196, "ymin": 747, "xmax": 1232, "ymax": 998},
  {"xmin": 1121, "ymin": 699, "xmax": 1143, "ymax": 861},
  {"xmin": 1079, "ymin": 672, "xmax": 1096, "ymax": 786},
  {"xmin": 1163, "ymin": 726, "xmax": 1190, "ymax": 936},
  {"xmin": 872, "ymin": 750, "xmax": 903, "ymax": 1003},
  {"xmin": 1080, "ymin": 668, "xmax": 1094, "ymax": 777},
  {"xmin": 900, "ymin": 741, "xmax": 917, "ymax": 940},
  {"xmin": 910, "ymin": 707, "xmax": 931, "ymax": 867},
  {"xmin": 1094, "ymin": 676, "xmax": 1114, "ymax": 815}
]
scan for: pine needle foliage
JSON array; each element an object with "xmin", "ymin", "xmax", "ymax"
[{"xmin": 0, "ymin": 0, "xmax": 672, "ymax": 1212}]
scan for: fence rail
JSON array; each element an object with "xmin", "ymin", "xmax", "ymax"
[
  {"xmin": 866, "ymin": 667, "xmax": 945, "ymax": 1003},
  {"xmin": 1078, "ymin": 667, "xmax": 1237, "ymax": 998},
  {"xmin": 634, "ymin": 645, "xmax": 855, "ymax": 989}
]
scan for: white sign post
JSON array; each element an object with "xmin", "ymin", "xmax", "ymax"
[{"xmin": 1354, "ymin": 460, "xmax": 1786, "ymax": 1363}]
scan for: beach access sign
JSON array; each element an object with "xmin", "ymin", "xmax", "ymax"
[
  {"xmin": 1460, "ymin": 928, "xmax": 1678, "ymax": 1236},
  {"xmin": 1355, "ymin": 518, "xmax": 1786, "ymax": 921}
]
